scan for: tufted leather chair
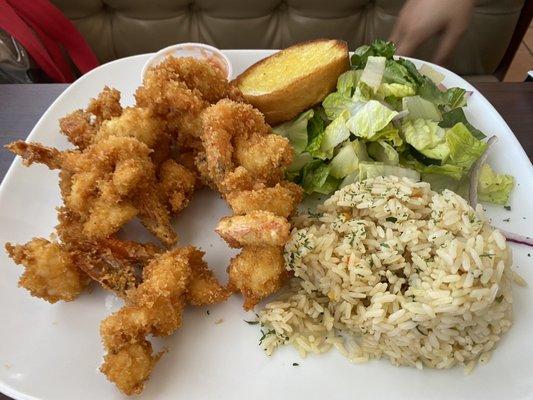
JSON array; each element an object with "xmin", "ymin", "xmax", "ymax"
[{"xmin": 50, "ymin": 0, "xmax": 525, "ymax": 76}]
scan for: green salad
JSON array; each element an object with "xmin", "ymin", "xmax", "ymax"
[{"xmin": 273, "ymin": 40, "xmax": 514, "ymax": 205}]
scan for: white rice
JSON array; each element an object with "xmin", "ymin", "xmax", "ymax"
[{"xmin": 259, "ymin": 176, "xmax": 523, "ymax": 371}]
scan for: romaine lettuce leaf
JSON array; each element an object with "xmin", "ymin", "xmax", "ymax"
[
  {"xmin": 329, "ymin": 140, "xmax": 369, "ymax": 178},
  {"xmin": 402, "ymin": 95, "xmax": 442, "ymax": 121},
  {"xmin": 315, "ymin": 175, "xmax": 341, "ymax": 195},
  {"xmin": 273, "ymin": 109, "xmax": 313, "ymax": 153},
  {"xmin": 401, "ymin": 155, "xmax": 464, "ymax": 180},
  {"xmin": 346, "ymin": 100, "xmax": 398, "ymax": 138},
  {"xmin": 288, "ymin": 152, "xmax": 313, "ymax": 172},
  {"xmin": 358, "ymin": 161, "xmax": 420, "ymax": 181},
  {"xmin": 301, "ymin": 160, "xmax": 330, "ymax": 194},
  {"xmin": 395, "ymin": 58, "xmax": 424, "ymax": 86},
  {"xmin": 351, "ymin": 39, "xmax": 395, "ymax": 69},
  {"xmin": 383, "ymin": 59, "xmax": 417, "ymax": 87},
  {"xmin": 361, "ymin": 56, "xmax": 385, "ymax": 91},
  {"xmin": 322, "ymin": 92, "xmax": 364, "ymax": 120},
  {"xmin": 445, "ymin": 122, "xmax": 488, "ymax": 169},
  {"xmin": 367, "ymin": 141, "xmax": 399, "ymax": 165},
  {"xmin": 439, "ymin": 108, "xmax": 486, "ymax": 139},
  {"xmin": 445, "ymin": 87, "xmax": 467, "ymax": 109},
  {"xmin": 320, "ymin": 110, "xmax": 351, "ymax": 155},
  {"xmin": 305, "ymin": 112, "xmax": 328, "ymax": 159},
  {"xmin": 478, "ymin": 163, "xmax": 514, "ymax": 205},
  {"xmin": 402, "ymin": 119, "xmax": 450, "ymax": 160},
  {"xmin": 337, "ymin": 70, "xmax": 362, "ymax": 96},
  {"xmin": 377, "ymin": 83, "xmax": 415, "ymax": 98}
]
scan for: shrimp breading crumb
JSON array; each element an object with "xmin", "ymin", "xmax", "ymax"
[{"xmin": 5, "ymin": 239, "xmax": 90, "ymax": 303}]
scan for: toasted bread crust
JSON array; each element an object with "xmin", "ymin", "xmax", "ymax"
[{"xmin": 234, "ymin": 39, "xmax": 349, "ymax": 125}]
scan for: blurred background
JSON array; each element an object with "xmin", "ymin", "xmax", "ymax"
[{"xmin": 0, "ymin": 0, "xmax": 531, "ymax": 83}]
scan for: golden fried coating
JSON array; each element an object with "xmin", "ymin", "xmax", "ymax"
[
  {"xmin": 100, "ymin": 247, "xmax": 193, "ymax": 395},
  {"xmin": 60, "ymin": 87, "xmax": 122, "ymax": 149},
  {"xmin": 5, "ymin": 140, "xmax": 66, "ymax": 169},
  {"xmin": 234, "ymin": 134, "xmax": 292, "ymax": 184},
  {"xmin": 199, "ymin": 99, "xmax": 292, "ymax": 194},
  {"xmin": 100, "ymin": 340, "xmax": 159, "ymax": 396},
  {"xmin": 226, "ymin": 182, "xmax": 303, "ymax": 218},
  {"xmin": 95, "ymin": 107, "xmax": 171, "ymax": 166},
  {"xmin": 186, "ymin": 247, "xmax": 230, "ymax": 306},
  {"xmin": 216, "ymin": 210, "xmax": 291, "ymax": 248},
  {"xmin": 8, "ymin": 137, "xmax": 177, "ymax": 246},
  {"xmin": 135, "ymin": 61, "xmax": 207, "ymax": 140},
  {"xmin": 72, "ymin": 238, "xmax": 160, "ymax": 296},
  {"xmin": 158, "ymin": 159, "xmax": 196, "ymax": 213},
  {"xmin": 5, "ymin": 238, "xmax": 90, "ymax": 303},
  {"xmin": 228, "ymin": 246, "xmax": 287, "ymax": 310}
]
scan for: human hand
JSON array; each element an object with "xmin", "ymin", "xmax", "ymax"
[{"xmin": 389, "ymin": 0, "xmax": 475, "ymax": 65}]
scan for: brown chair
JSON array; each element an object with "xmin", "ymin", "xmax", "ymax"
[{"xmin": 51, "ymin": 0, "xmax": 532, "ymax": 80}]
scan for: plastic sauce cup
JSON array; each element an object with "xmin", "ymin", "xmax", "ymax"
[{"xmin": 141, "ymin": 43, "xmax": 232, "ymax": 81}]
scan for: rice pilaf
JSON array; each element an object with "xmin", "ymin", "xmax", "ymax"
[{"xmin": 259, "ymin": 176, "xmax": 524, "ymax": 371}]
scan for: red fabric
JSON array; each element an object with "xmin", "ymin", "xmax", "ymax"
[{"xmin": 0, "ymin": 0, "xmax": 99, "ymax": 82}]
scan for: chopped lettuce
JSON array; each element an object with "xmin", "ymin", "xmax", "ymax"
[
  {"xmin": 351, "ymin": 39, "xmax": 395, "ymax": 69},
  {"xmin": 273, "ymin": 109, "xmax": 313, "ymax": 153},
  {"xmin": 301, "ymin": 160, "xmax": 330, "ymax": 194},
  {"xmin": 346, "ymin": 100, "xmax": 398, "ymax": 138},
  {"xmin": 402, "ymin": 119, "xmax": 450, "ymax": 160},
  {"xmin": 358, "ymin": 161, "xmax": 420, "ymax": 181},
  {"xmin": 305, "ymin": 111, "xmax": 328, "ymax": 159},
  {"xmin": 336, "ymin": 70, "xmax": 362, "ymax": 96},
  {"xmin": 273, "ymin": 39, "xmax": 514, "ymax": 203},
  {"xmin": 374, "ymin": 123, "xmax": 404, "ymax": 147},
  {"xmin": 439, "ymin": 108, "xmax": 486, "ymax": 139},
  {"xmin": 367, "ymin": 141, "xmax": 399, "ymax": 165},
  {"xmin": 320, "ymin": 110, "xmax": 351, "ymax": 155},
  {"xmin": 322, "ymin": 92, "xmax": 364, "ymax": 120},
  {"xmin": 288, "ymin": 152, "xmax": 313, "ymax": 172},
  {"xmin": 360, "ymin": 56, "xmax": 385, "ymax": 91},
  {"xmin": 329, "ymin": 140, "xmax": 369, "ymax": 178},
  {"xmin": 402, "ymin": 95, "xmax": 442, "ymax": 121},
  {"xmin": 478, "ymin": 164, "xmax": 514, "ymax": 205},
  {"xmin": 445, "ymin": 122, "xmax": 488, "ymax": 169},
  {"xmin": 377, "ymin": 83, "xmax": 415, "ymax": 98},
  {"xmin": 419, "ymin": 64, "xmax": 445, "ymax": 84}
]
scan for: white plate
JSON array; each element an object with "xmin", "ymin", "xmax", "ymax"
[{"xmin": 1, "ymin": 51, "xmax": 532, "ymax": 400}]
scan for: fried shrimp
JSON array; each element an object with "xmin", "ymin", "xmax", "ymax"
[
  {"xmin": 7, "ymin": 137, "xmax": 177, "ymax": 246},
  {"xmin": 228, "ymin": 246, "xmax": 287, "ymax": 310},
  {"xmin": 200, "ymin": 99, "xmax": 292, "ymax": 193},
  {"xmin": 158, "ymin": 159, "xmax": 197, "ymax": 213},
  {"xmin": 95, "ymin": 107, "xmax": 172, "ymax": 166},
  {"xmin": 99, "ymin": 245, "xmax": 228, "ymax": 394},
  {"xmin": 72, "ymin": 239, "xmax": 160, "ymax": 296},
  {"xmin": 5, "ymin": 239, "xmax": 90, "ymax": 303},
  {"xmin": 226, "ymin": 182, "xmax": 303, "ymax": 218},
  {"xmin": 216, "ymin": 210, "xmax": 291, "ymax": 248},
  {"xmin": 60, "ymin": 86, "xmax": 122, "ymax": 149}
]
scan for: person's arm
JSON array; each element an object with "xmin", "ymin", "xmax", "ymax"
[{"xmin": 389, "ymin": 0, "xmax": 475, "ymax": 65}]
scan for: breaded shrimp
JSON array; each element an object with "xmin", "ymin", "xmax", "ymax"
[
  {"xmin": 7, "ymin": 137, "xmax": 177, "ymax": 246},
  {"xmin": 216, "ymin": 210, "xmax": 290, "ymax": 248},
  {"xmin": 5, "ymin": 238, "xmax": 90, "ymax": 303},
  {"xmin": 157, "ymin": 159, "xmax": 197, "ymax": 214},
  {"xmin": 95, "ymin": 107, "xmax": 172, "ymax": 166},
  {"xmin": 228, "ymin": 246, "xmax": 287, "ymax": 310},
  {"xmin": 186, "ymin": 247, "xmax": 230, "ymax": 306},
  {"xmin": 60, "ymin": 86, "xmax": 122, "ymax": 149},
  {"xmin": 200, "ymin": 99, "xmax": 293, "ymax": 193},
  {"xmin": 100, "ymin": 247, "xmax": 193, "ymax": 395},
  {"xmin": 226, "ymin": 182, "xmax": 303, "ymax": 217},
  {"xmin": 72, "ymin": 239, "xmax": 160, "ymax": 296}
]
